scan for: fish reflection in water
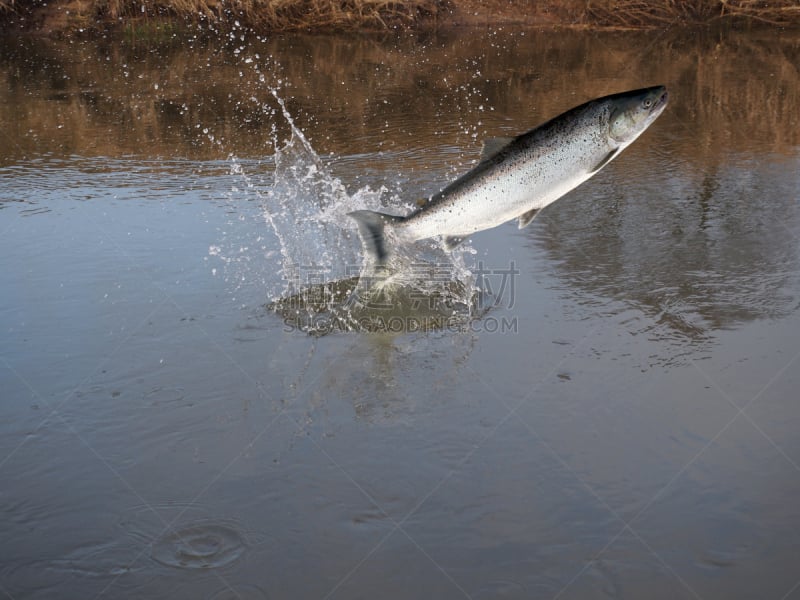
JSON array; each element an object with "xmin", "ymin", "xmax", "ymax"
[
  {"xmin": 269, "ymin": 269, "xmax": 480, "ymax": 335},
  {"xmin": 534, "ymin": 154, "xmax": 800, "ymax": 347}
]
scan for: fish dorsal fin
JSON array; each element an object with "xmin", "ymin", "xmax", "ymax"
[
  {"xmin": 479, "ymin": 137, "xmax": 515, "ymax": 162},
  {"xmin": 590, "ymin": 148, "xmax": 620, "ymax": 174},
  {"xmin": 518, "ymin": 208, "xmax": 540, "ymax": 229},
  {"xmin": 443, "ymin": 236, "xmax": 465, "ymax": 250}
]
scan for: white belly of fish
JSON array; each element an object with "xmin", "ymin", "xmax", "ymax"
[{"xmin": 398, "ymin": 146, "xmax": 603, "ymax": 242}]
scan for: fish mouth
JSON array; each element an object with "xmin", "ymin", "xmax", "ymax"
[{"xmin": 653, "ymin": 86, "xmax": 669, "ymax": 113}]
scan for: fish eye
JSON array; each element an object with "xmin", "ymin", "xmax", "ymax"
[{"xmin": 643, "ymin": 98, "xmax": 653, "ymax": 108}]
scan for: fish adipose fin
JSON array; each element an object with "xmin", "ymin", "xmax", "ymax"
[
  {"xmin": 518, "ymin": 208, "xmax": 539, "ymax": 228},
  {"xmin": 348, "ymin": 210, "xmax": 406, "ymax": 266}
]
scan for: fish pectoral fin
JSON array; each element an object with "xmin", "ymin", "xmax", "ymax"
[
  {"xmin": 479, "ymin": 136, "xmax": 515, "ymax": 163},
  {"xmin": 443, "ymin": 236, "xmax": 466, "ymax": 250},
  {"xmin": 518, "ymin": 208, "xmax": 540, "ymax": 228},
  {"xmin": 590, "ymin": 148, "xmax": 620, "ymax": 174}
]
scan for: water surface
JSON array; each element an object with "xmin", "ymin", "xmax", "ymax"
[{"xmin": 2, "ymin": 26, "xmax": 800, "ymax": 599}]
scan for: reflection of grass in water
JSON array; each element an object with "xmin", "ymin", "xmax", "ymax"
[{"xmin": 2, "ymin": 28, "xmax": 799, "ymax": 163}]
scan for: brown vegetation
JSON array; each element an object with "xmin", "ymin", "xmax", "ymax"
[
  {"xmin": 105, "ymin": 0, "xmax": 444, "ymax": 29},
  {"xmin": 583, "ymin": 0, "xmax": 800, "ymax": 28},
  {"xmin": 1, "ymin": 0, "xmax": 800, "ymax": 34},
  {"xmin": 1, "ymin": 0, "xmax": 446, "ymax": 33}
]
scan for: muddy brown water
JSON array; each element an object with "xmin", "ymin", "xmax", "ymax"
[{"xmin": 1, "ymin": 26, "xmax": 800, "ymax": 599}]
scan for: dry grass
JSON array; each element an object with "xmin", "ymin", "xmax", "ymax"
[
  {"xmin": 2, "ymin": 0, "xmax": 800, "ymax": 34},
  {"xmin": 241, "ymin": 0, "xmax": 445, "ymax": 30},
  {"xmin": 583, "ymin": 0, "xmax": 800, "ymax": 28},
  {"xmin": 63, "ymin": 0, "xmax": 442, "ymax": 31},
  {"xmin": 6, "ymin": 0, "xmax": 446, "ymax": 31}
]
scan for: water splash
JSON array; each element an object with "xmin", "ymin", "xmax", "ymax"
[
  {"xmin": 260, "ymin": 90, "xmax": 363, "ymax": 295},
  {"xmin": 248, "ymin": 90, "xmax": 482, "ymax": 334}
]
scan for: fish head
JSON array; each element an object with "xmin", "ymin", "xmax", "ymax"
[{"xmin": 608, "ymin": 85, "xmax": 669, "ymax": 145}]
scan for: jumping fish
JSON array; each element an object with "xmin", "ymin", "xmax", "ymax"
[{"xmin": 349, "ymin": 86, "xmax": 669, "ymax": 265}]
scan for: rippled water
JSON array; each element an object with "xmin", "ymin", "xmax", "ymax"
[{"xmin": 2, "ymin": 26, "xmax": 800, "ymax": 600}]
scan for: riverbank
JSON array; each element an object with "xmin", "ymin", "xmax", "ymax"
[{"xmin": 1, "ymin": 0, "xmax": 799, "ymax": 36}]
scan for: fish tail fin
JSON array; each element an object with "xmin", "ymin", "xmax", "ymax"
[{"xmin": 347, "ymin": 210, "xmax": 406, "ymax": 266}]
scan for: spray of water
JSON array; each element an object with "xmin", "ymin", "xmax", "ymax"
[{"xmin": 216, "ymin": 86, "xmax": 483, "ymax": 334}]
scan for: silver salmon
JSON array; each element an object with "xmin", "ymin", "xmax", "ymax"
[{"xmin": 349, "ymin": 86, "xmax": 669, "ymax": 265}]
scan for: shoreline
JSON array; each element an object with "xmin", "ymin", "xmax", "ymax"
[{"xmin": 2, "ymin": 0, "xmax": 800, "ymax": 37}]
